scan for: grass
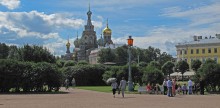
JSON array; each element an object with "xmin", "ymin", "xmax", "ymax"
[
  {"xmin": 76, "ymin": 86, "xmax": 112, "ymax": 93},
  {"xmin": 75, "ymin": 86, "xmax": 139, "ymax": 94}
]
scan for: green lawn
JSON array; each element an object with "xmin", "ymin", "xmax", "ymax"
[
  {"xmin": 75, "ymin": 86, "xmax": 112, "ymax": 93},
  {"xmin": 75, "ymin": 86, "xmax": 138, "ymax": 94}
]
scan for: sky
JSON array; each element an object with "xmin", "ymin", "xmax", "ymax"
[{"xmin": 0, "ymin": 0, "xmax": 220, "ymax": 56}]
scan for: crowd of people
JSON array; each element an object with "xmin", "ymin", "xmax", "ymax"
[
  {"xmin": 109, "ymin": 77, "xmax": 205, "ymax": 98},
  {"xmin": 145, "ymin": 77, "xmax": 205, "ymax": 97}
]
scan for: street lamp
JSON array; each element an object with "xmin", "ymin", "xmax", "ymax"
[{"xmin": 127, "ymin": 36, "xmax": 133, "ymax": 91}]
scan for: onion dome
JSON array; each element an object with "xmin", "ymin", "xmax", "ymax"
[
  {"xmin": 103, "ymin": 19, "xmax": 112, "ymax": 35},
  {"xmin": 74, "ymin": 32, "xmax": 80, "ymax": 48},
  {"xmin": 66, "ymin": 39, "xmax": 70, "ymax": 48},
  {"xmin": 97, "ymin": 34, "xmax": 104, "ymax": 47}
]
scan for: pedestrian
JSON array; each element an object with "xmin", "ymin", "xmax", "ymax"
[
  {"xmin": 199, "ymin": 78, "xmax": 205, "ymax": 95},
  {"xmin": 182, "ymin": 84, "xmax": 188, "ymax": 95},
  {"xmin": 119, "ymin": 77, "xmax": 127, "ymax": 98},
  {"xmin": 172, "ymin": 78, "xmax": 176, "ymax": 96},
  {"xmin": 188, "ymin": 78, "xmax": 193, "ymax": 95},
  {"xmin": 111, "ymin": 80, "xmax": 118, "ymax": 98},
  {"xmin": 167, "ymin": 78, "xmax": 173, "ymax": 97},
  {"xmin": 71, "ymin": 78, "xmax": 76, "ymax": 87},
  {"xmin": 65, "ymin": 79, "xmax": 69, "ymax": 90},
  {"xmin": 162, "ymin": 78, "xmax": 167, "ymax": 95}
]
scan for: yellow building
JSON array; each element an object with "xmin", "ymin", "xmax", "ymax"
[{"xmin": 176, "ymin": 34, "xmax": 220, "ymax": 67}]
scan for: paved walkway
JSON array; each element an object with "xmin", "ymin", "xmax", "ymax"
[{"xmin": 0, "ymin": 88, "xmax": 220, "ymax": 108}]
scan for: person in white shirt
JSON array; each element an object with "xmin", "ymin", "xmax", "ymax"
[
  {"xmin": 188, "ymin": 78, "xmax": 193, "ymax": 95},
  {"xmin": 119, "ymin": 77, "xmax": 127, "ymax": 98},
  {"xmin": 162, "ymin": 79, "xmax": 167, "ymax": 95},
  {"xmin": 111, "ymin": 81, "xmax": 118, "ymax": 98}
]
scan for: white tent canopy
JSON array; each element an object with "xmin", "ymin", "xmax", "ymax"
[{"xmin": 170, "ymin": 71, "xmax": 195, "ymax": 76}]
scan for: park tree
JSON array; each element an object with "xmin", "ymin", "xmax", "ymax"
[
  {"xmin": 191, "ymin": 59, "xmax": 202, "ymax": 82},
  {"xmin": 159, "ymin": 52, "xmax": 173, "ymax": 67},
  {"xmin": 115, "ymin": 46, "xmax": 128, "ymax": 65},
  {"xmin": 191, "ymin": 59, "xmax": 202, "ymax": 72},
  {"xmin": 197, "ymin": 59, "xmax": 220, "ymax": 92},
  {"xmin": 162, "ymin": 61, "xmax": 175, "ymax": 77},
  {"xmin": 142, "ymin": 65, "xmax": 164, "ymax": 85},
  {"xmin": 98, "ymin": 48, "xmax": 116, "ymax": 63},
  {"xmin": 0, "ymin": 43, "xmax": 9, "ymax": 59},
  {"xmin": 148, "ymin": 61, "xmax": 161, "ymax": 69},
  {"xmin": 176, "ymin": 60, "xmax": 189, "ymax": 81}
]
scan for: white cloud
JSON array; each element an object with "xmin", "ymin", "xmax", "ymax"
[
  {"xmin": 0, "ymin": 0, "xmax": 20, "ymax": 10},
  {"xmin": 0, "ymin": 11, "xmax": 86, "ymax": 39},
  {"xmin": 163, "ymin": 2, "xmax": 220, "ymax": 26},
  {"xmin": 0, "ymin": 10, "xmax": 104, "ymax": 55}
]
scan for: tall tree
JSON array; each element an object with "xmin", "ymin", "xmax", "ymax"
[
  {"xmin": 162, "ymin": 61, "xmax": 175, "ymax": 77},
  {"xmin": 198, "ymin": 59, "xmax": 220, "ymax": 92},
  {"xmin": 191, "ymin": 59, "xmax": 202, "ymax": 72},
  {"xmin": 115, "ymin": 46, "xmax": 128, "ymax": 64},
  {"xmin": 98, "ymin": 48, "xmax": 116, "ymax": 63},
  {"xmin": 0, "ymin": 43, "xmax": 9, "ymax": 59},
  {"xmin": 191, "ymin": 59, "xmax": 202, "ymax": 82},
  {"xmin": 176, "ymin": 60, "xmax": 189, "ymax": 81}
]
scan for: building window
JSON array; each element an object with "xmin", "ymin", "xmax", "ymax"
[
  {"xmin": 214, "ymin": 48, "xmax": 217, "ymax": 53},
  {"xmin": 180, "ymin": 50, "xmax": 182, "ymax": 55},
  {"xmin": 191, "ymin": 49, "xmax": 193, "ymax": 54},
  {"xmin": 196, "ymin": 49, "xmax": 199, "ymax": 54},
  {"xmin": 185, "ymin": 50, "xmax": 187, "ymax": 54},
  {"xmin": 208, "ymin": 48, "xmax": 211, "ymax": 53},
  {"xmin": 202, "ymin": 49, "xmax": 205, "ymax": 54}
]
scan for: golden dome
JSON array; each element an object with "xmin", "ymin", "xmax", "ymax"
[
  {"xmin": 66, "ymin": 38, "xmax": 70, "ymax": 47},
  {"xmin": 103, "ymin": 27, "xmax": 111, "ymax": 34},
  {"xmin": 103, "ymin": 19, "xmax": 112, "ymax": 35}
]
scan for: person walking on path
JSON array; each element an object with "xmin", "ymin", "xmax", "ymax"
[
  {"xmin": 162, "ymin": 79, "xmax": 167, "ymax": 95},
  {"xmin": 65, "ymin": 79, "xmax": 69, "ymax": 90},
  {"xmin": 119, "ymin": 77, "xmax": 127, "ymax": 98},
  {"xmin": 188, "ymin": 78, "xmax": 193, "ymax": 95},
  {"xmin": 199, "ymin": 78, "xmax": 205, "ymax": 95},
  {"xmin": 167, "ymin": 78, "xmax": 173, "ymax": 97},
  {"xmin": 111, "ymin": 80, "xmax": 118, "ymax": 98},
  {"xmin": 172, "ymin": 78, "xmax": 176, "ymax": 96}
]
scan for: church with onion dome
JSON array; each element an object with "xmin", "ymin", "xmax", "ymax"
[{"xmin": 62, "ymin": 4, "xmax": 115, "ymax": 62}]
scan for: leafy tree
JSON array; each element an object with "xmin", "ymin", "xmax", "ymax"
[
  {"xmin": 115, "ymin": 46, "xmax": 128, "ymax": 64},
  {"xmin": 98, "ymin": 48, "xmax": 116, "ymax": 63},
  {"xmin": 142, "ymin": 65, "xmax": 164, "ymax": 85},
  {"xmin": 191, "ymin": 59, "xmax": 202, "ymax": 83},
  {"xmin": 148, "ymin": 61, "xmax": 161, "ymax": 69},
  {"xmin": 197, "ymin": 59, "xmax": 220, "ymax": 92},
  {"xmin": 138, "ymin": 61, "xmax": 148, "ymax": 67},
  {"xmin": 64, "ymin": 60, "xmax": 77, "ymax": 67},
  {"xmin": 176, "ymin": 60, "xmax": 189, "ymax": 81},
  {"xmin": 162, "ymin": 61, "xmax": 175, "ymax": 77},
  {"xmin": 159, "ymin": 52, "xmax": 173, "ymax": 67},
  {"xmin": 0, "ymin": 43, "xmax": 10, "ymax": 59},
  {"xmin": 191, "ymin": 59, "xmax": 202, "ymax": 72},
  {"xmin": 77, "ymin": 60, "xmax": 89, "ymax": 65},
  {"xmin": 8, "ymin": 45, "xmax": 20, "ymax": 60},
  {"xmin": 14, "ymin": 44, "xmax": 56, "ymax": 63}
]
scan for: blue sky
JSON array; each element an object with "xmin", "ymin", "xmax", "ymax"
[{"xmin": 0, "ymin": 0, "xmax": 220, "ymax": 56}]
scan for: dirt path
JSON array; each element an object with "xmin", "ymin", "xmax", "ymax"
[{"xmin": 0, "ymin": 88, "xmax": 219, "ymax": 108}]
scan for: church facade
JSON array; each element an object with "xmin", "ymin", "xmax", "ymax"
[{"xmin": 70, "ymin": 6, "xmax": 114, "ymax": 62}]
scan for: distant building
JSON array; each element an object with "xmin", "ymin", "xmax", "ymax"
[
  {"xmin": 62, "ymin": 4, "xmax": 123, "ymax": 63},
  {"xmin": 176, "ymin": 34, "xmax": 220, "ymax": 67},
  {"xmin": 61, "ymin": 37, "xmax": 74, "ymax": 60}
]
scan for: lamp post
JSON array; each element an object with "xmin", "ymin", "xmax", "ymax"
[{"xmin": 127, "ymin": 36, "xmax": 133, "ymax": 92}]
